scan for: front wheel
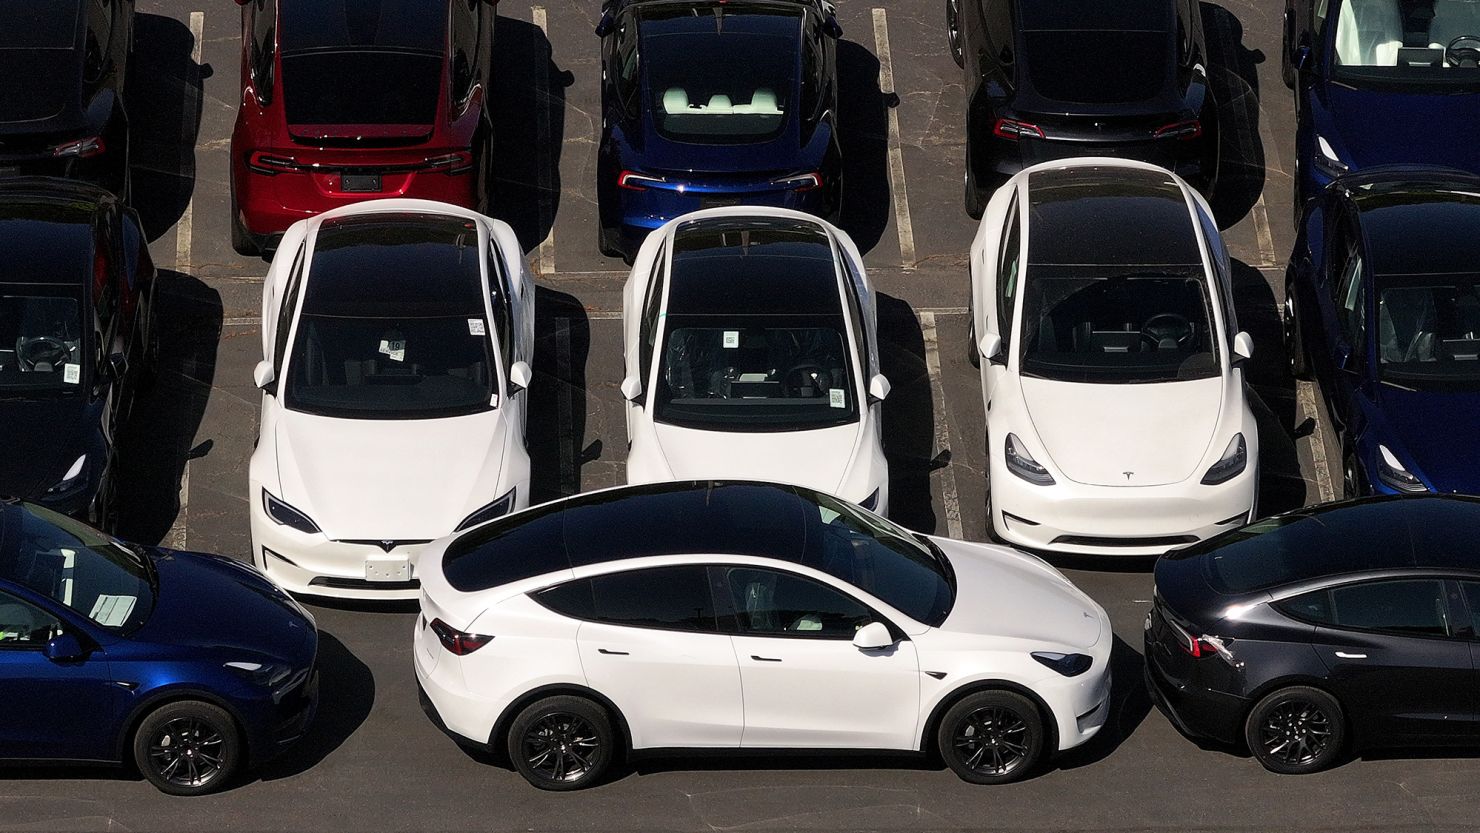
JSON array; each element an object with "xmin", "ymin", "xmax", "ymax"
[
  {"xmin": 507, "ymin": 695, "xmax": 615, "ymax": 791},
  {"xmin": 1244, "ymin": 686, "xmax": 1346, "ymax": 774},
  {"xmin": 1284, "ymin": 285, "xmax": 1310, "ymax": 380},
  {"xmin": 938, "ymin": 690, "xmax": 1045, "ymax": 784},
  {"xmin": 946, "ymin": 0, "xmax": 964, "ymax": 67},
  {"xmin": 132, "ymin": 700, "xmax": 243, "ymax": 796}
]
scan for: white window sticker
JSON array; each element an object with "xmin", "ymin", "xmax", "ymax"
[
  {"xmin": 723, "ymin": 330, "xmax": 740, "ymax": 349},
  {"xmin": 378, "ymin": 339, "xmax": 406, "ymax": 362},
  {"xmin": 63, "ymin": 363, "xmax": 80, "ymax": 385},
  {"xmin": 829, "ymin": 388, "xmax": 846, "ymax": 409},
  {"xmin": 468, "ymin": 318, "xmax": 486, "ymax": 336},
  {"xmin": 88, "ymin": 594, "xmax": 137, "ymax": 628}
]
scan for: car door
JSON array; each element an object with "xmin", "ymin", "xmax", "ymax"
[
  {"xmin": 567, "ymin": 565, "xmax": 744, "ymax": 749},
  {"xmin": 1304, "ymin": 578, "xmax": 1475, "ymax": 745},
  {"xmin": 0, "ymin": 589, "xmax": 117, "ymax": 761},
  {"xmin": 721, "ymin": 565, "xmax": 920, "ymax": 750}
]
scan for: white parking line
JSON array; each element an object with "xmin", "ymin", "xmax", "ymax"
[
  {"xmin": 533, "ymin": 6, "xmax": 556, "ymax": 276},
  {"xmin": 1296, "ymin": 379, "xmax": 1335, "ymax": 503},
  {"xmin": 871, "ymin": 9, "xmax": 918, "ymax": 270},
  {"xmin": 920, "ymin": 312, "xmax": 964, "ymax": 539},
  {"xmin": 171, "ymin": 10, "xmax": 204, "ymax": 274}
]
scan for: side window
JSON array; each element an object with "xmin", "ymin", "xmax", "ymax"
[
  {"xmin": 1314, "ymin": 0, "xmax": 1330, "ymax": 36},
  {"xmin": 995, "ymin": 198, "xmax": 1021, "ymax": 346},
  {"xmin": 537, "ymin": 566, "xmax": 720, "ymax": 633},
  {"xmin": 488, "ymin": 244, "xmax": 515, "ymax": 371},
  {"xmin": 0, "ymin": 591, "xmax": 63, "ymax": 648},
  {"xmin": 1325, "ymin": 580, "xmax": 1451, "ymax": 636},
  {"xmin": 614, "ymin": 16, "xmax": 640, "ymax": 114},
  {"xmin": 725, "ymin": 567, "xmax": 872, "ymax": 639},
  {"xmin": 251, "ymin": 0, "xmax": 277, "ymax": 105},
  {"xmin": 638, "ymin": 247, "xmax": 666, "ymax": 386},
  {"xmin": 450, "ymin": 0, "xmax": 477, "ymax": 105},
  {"xmin": 1336, "ymin": 248, "xmax": 1366, "ymax": 356},
  {"xmin": 1461, "ymin": 581, "xmax": 1480, "ymax": 635},
  {"xmin": 273, "ymin": 245, "xmax": 306, "ymax": 371}
]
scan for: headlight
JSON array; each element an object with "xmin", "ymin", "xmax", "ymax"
[
  {"xmin": 857, "ymin": 489, "xmax": 880, "ymax": 512},
  {"xmin": 262, "ymin": 490, "xmax": 321, "ymax": 534},
  {"xmin": 1030, "ymin": 651, "xmax": 1093, "ymax": 677},
  {"xmin": 1005, "ymin": 433, "xmax": 1054, "ymax": 485},
  {"xmin": 224, "ymin": 660, "xmax": 292, "ymax": 689},
  {"xmin": 1314, "ymin": 135, "xmax": 1349, "ymax": 179},
  {"xmin": 1377, "ymin": 445, "xmax": 1427, "ymax": 493},
  {"xmin": 44, "ymin": 454, "xmax": 88, "ymax": 498},
  {"xmin": 455, "ymin": 488, "xmax": 517, "ymax": 531},
  {"xmin": 1201, "ymin": 434, "xmax": 1247, "ymax": 485}
]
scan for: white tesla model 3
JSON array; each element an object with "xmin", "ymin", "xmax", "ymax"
[
  {"xmin": 249, "ymin": 199, "xmax": 536, "ymax": 599},
  {"xmin": 618, "ymin": 208, "xmax": 891, "ymax": 513},
  {"xmin": 415, "ymin": 480, "xmax": 1113, "ymax": 790},
  {"xmin": 969, "ymin": 159, "xmax": 1258, "ymax": 556}
]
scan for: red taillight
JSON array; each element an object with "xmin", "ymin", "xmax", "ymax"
[
  {"xmin": 618, "ymin": 170, "xmax": 665, "ymax": 190},
  {"xmin": 428, "ymin": 618, "xmax": 493, "ymax": 655},
  {"xmin": 772, "ymin": 172, "xmax": 822, "ymax": 191},
  {"xmin": 1182, "ymin": 635, "xmax": 1223, "ymax": 658},
  {"xmin": 1168, "ymin": 617, "xmax": 1228, "ymax": 659},
  {"xmin": 422, "ymin": 151, "xmax": 474, "ymax": 173},
  {"xmin": 1154, "ymin": 119, "xmax": 1203, "ymax": 140},
  {"xmin": 247, "ymin": 152, "xmax": 301, "ymax": 174},
  {"xmin": 993, "ymin": 117, "xmax": 1044, "ymax": 140},
  {"xmin": 52, "ymin": 136, "xmax": 106, "ymax": 159}
]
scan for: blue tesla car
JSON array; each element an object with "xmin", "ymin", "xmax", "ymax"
[
  {"xmin": 1285, "ymin": 168, "xmax": 1480, "ymax": 496},
  {"xmin": 595, "ymin": 0, "xmax": 843, "ymax": 260},
  {"xmin": 1284, "ymin": 0, "xmax": 1480, "ymax": 216},
  {"xmin": 0, "ymin": 500, "xmax": 318, "ymax": 795}
]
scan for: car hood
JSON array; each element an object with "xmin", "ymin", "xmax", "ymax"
[
  {"xmin": 1019, "ymin": 375, "xmax": 1223, "ymax": 486},
  {"xmin": 645, "ymin": 421, "xmax": 861, "ymax": 495},
  {"xmin": 0, "ymin": 397, "xmax": 97, "ymax": 498},
  {"xmin": 1374, "ymin": 386, "xmax": 1480, "ymax": 493},
  {"xmin": 933, "ymin": 537, "xmax": 1103, "ymax": 649},
  {"xmin": 131, "ymin": 550, "xmax": 316, "ymax": 663},
  {"xmin": 0, "ymin": 50, "xmax": 85, "ymax": 129},
  {"xmin": 1314, "ymin": 84, "xmax": 1480, "ymax": 175},
  {"xmin": 274, "ymin": 408, "xmax": 510, "ymax": 539}
]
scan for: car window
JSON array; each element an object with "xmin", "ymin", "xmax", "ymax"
[
  {"xmin": 0, "ymin": 286, "xmax": 87, "ymax": 396},
  {"xmin": 272, "ymin": 244, "xmax": 306, "ymax": 373},
  {"xmin": 450, "ymin": 0, "xmax": 478, "ymax": 105},
  {"xmin": 0, "ymin": 590, "xmax": 63, "ymax": 648},
  {"xmin": 1281, "ymin": 579, "xmax": 1450, "ymax": 637},
  {"xmin": 250, "ymin": 0, "xmax": 276, "ymax": 105},
  {"xmin": 725, "ymin": 566, "xmax": 872, "ymax": 639},
  {"xmin": 614, "ymin": 13, "xmax": 641, "ymax": 114},
  {"xmin": 1461, "ymin": 581, "xmax": 1480, "ymax": 635},
  {"xmin": 996, "ymin": 196, "xmax": 1021, "ymax": 348},
  {"xmin": 537, "ymin": 566, "xmax": 720, "ymax": 633},
  {"xmin": 1, "ymin": 503, "xmax": 155, "ymax": 634},
  {"xmin": 638, "ymin": 245, "xmax": 666, "ymax": 389}
]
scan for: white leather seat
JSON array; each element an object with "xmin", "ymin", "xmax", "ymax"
[
  {"xmin": 705, "ymin": 94, "xmax": 733, "ymax": 113},
  {"xmin": 662, "ymin": 87, "xmax": 689, "ymax": 114},
  {"xmin": 732, "ymin": 88, "xmax": 781, "ymax": 115},
  {"xmin": 1335, "ymin": 0, "xmax": 1404, "ymax": 65},
  {"xmin": 1429, "ymin": 0, "xmax": 1480, "ymax": 51}
]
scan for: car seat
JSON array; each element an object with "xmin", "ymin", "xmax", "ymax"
[
  {"xmin": 1379, "ymin": 289, "xmax": 1439, "ymax": 362},
  {"xmin": 1336, "ymin": 0, "xmax": 1405, "ymax": 64}
]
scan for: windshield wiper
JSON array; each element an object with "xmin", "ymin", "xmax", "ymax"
[
  {"xmin": 115, "ymin": 541, "xmax": 159, "ymax": 588},
  {"xmin": 1379, "ymin": 378, "xmax": 1420, "ymax": 392}
]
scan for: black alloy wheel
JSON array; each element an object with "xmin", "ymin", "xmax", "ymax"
[
  {"xmin": 133, "ymin": 700, "xmax": 242, "ymax": 796},
  {"xmin": 1284, "ymin": 287, "xmax": 1309, "ymax": 379},
  {"xmin": 946, "ymin": 0, "xmax": 965, "ymax": 66},
  {"xmin": 939, "ymin": 690, "xmax": 1044, "ymax": 784},
  {"xmin": 1245, "ymin": 686, "xmax": 1346, "ymax": 775},
  {"xmin": 508, "ymin": 695, "xmax": 615, "ymax": 791}
]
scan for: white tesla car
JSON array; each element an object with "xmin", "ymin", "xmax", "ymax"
[
  {"xmin": 619, "ymin": 208, "xmax": 890, "ymax": 513},
  {"xmin": 969, "ymin": 159, "xmax": 1258, "ymax": 556},
  {"xmin": 415, "ymin": 480, "xmax": 1113, "ymax": 790},
  {"xmin": 249, "ymin": 199, "xmax": 536, "ymax": 599}
]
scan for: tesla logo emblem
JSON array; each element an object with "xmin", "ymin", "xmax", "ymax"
[
  {"xmin": 379, "ymin": 541, "xmax": 396, "ymax": 552},
  {"xmin": 1123, "ymin": 471, "xmax": 1134, "ymax": 480}
]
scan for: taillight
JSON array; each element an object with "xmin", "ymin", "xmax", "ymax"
[
  {"xmin": 1154, "ymin": 119, "xmax": 1202, "ymax": 140},
  {"xmin": 1167, "ymin": 616, "xmax": 1233, "ymax": 661},
  {"xmin": 52, "ymin": 136, "xmax": 106, "ymax": 159},
  {"xmin": 993, "ymin": 117, "xmax": 1044, "ymax": 140},
  {"xmin": 422, "ymin": 152, "xmax": 474, "ymax": 173},
  {"xmin": 428, "ymin": 618, "xmax": 493, "ymax": 656},
  {"xmin": 618, "ymin": 170, "xmax": 665, "ymax": 190},
  {"xmin": 247, "ymin": 152, "xmax": 302, "ymax": 174},
  {"xmin": 771, "ymin": 172, "xmax": 822, "ymax": 191}
]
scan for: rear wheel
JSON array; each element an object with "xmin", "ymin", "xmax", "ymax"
[
  {"xmin": 1342, "ymin": 449, "xmax": 1362, "ymax": 499},
  {"xmin": 938, "ymin": 690, "xmax": 1045, "ymax": 784},
  {"xmin": 1244, "ymin": 686, "xmax": 1346, "ymax": 775},
  {"xmin": 946, "ymin": 0, "xmax": 965, "ymax": 67},
  {"xmin": 1284, "ymin": 284, "xmax": 1310, "ymax": 379},
  {"xmin": 133, "ymin": 700, "xmax": 243, "ymax": 796},
  {"xmin": 507, "ymin": 695, "xmax": 615, "ymax": 791}
]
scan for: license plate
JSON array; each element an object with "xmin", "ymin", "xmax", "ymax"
[
  {"xmin": 700, "ymin": 195, "xmax": 742, "ymax": 209},
  {"xmin": 365, "ymin": 554, "xmax": 411, "ymax": 582},
  {"xmin": 0, "ymin": 166, "xmax": 19, "ymax": 177},
  {"xmin": 341, "ymin": 173, "xmax": 382, "ymax": 193}
]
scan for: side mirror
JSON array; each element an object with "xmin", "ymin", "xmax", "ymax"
[
  {"xmin": 106, "ymin": 351, "xmax": 128, "ymax": 382},
  {"xmin": 44, "ymin": 633, "xmax": 87, "ymax": 662},
  {"xmin": 823, "ymin": 15, "xmax": 844, "ymax": 39},
  {"xmin": 508, "ymin": 360, "xmax": 533, "ymax": 394},
  {"xmin": 253, "ymin": 360, "xmax": 276, "ymax": 391},
  {"xmin": 853, "ymin": 621, "xmax": 894, "ymax": 651},
  {"xmin": 620, "ymin": 375, "xmax": 644, "ymax": 404},
  {"xmin": 867, "ymin": 374, "xmax": 891, "ymax": 404},
  {"xmin": 1233, "ymin": 331, "xmax": 1255, "ymax": 362},
  {"xmin": 595, "ymin": 11, "xmax": 614, "ymax": 37},
  {"xmin": 978, "ymin": 332, "xmax": 1004, "ymax": 363}
]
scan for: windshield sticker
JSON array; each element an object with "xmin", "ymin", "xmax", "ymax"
[
  {"xmin": 723, "ymin": 330, "xmax": 740, "ymax": 349},
  {"xmin": 63, "ymin": 363, "xmax": 80, "ymax": 385},
  {"xmin": 89, "ymin": 594, "xmax": 136, "ymax": 628},
  {"xmin": 378, "ymin": 339, "xmax": 406, "ymax": 363},
  {"xmin": 468, "ymin": 318, "xmax": 486, "ymax": 336},
  {"xmin": 829, "ymin": 388, "xmax": 846, "ymax": 409}
]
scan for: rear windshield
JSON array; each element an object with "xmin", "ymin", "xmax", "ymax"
[
  {"xmin": 282, "ymin": 51, "xmax": 442, "ymax": 125},
  {"xmin": 0, "ymin": 1, "xmax": 77, "ymax": 49}
]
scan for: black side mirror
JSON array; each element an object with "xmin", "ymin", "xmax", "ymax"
[
  {"xmin": 1294, "ymin": 44, "xmax": 1312, "ymax": 72},
  {"xmin": 823, "ymin": 15, "xmax": 843, "ymax": 39},
  {"xmin": 595, "ymin": 11, "xmax": 614, "ymax": 37},
  {"xmin": 45, "ymin": 633, "xmax": 87, "ymax": 662},
  {"xmin": 106, "ymin": 351, "xmax": 128, "ymax": 382}
]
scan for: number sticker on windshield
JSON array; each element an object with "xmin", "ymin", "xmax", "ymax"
[
  {"xmin": 468, "ymin": 319, "xmax": 486, "ymax": 336},
  {"xmin": 378, "ymin": 339, "xmax": 406, "ymax": 362},
  {"xmin": 63, "ymin": 363, "xmax": 80, "ymax": 385},
  {"xmin": 829, "ymin": 388, "xmax": 845, "ymax": 408},
  {"xmin": 723, "ymin": 331, "xmax": 740, "ymax": 349}
]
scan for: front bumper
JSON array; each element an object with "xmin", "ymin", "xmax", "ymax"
[
  {"xmin": 251, "ymin": 512, "xmax": 429, "ymax": 601},
  {"xmin": 239, "ymin": 664, "xmax": 320, "ymax": 767}
]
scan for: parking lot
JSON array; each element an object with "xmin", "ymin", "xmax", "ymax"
[{"xmin": 7, "ymin": 0, "xmax": 1480, "ymax": 830}]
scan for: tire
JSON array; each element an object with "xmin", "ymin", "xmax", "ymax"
[
  {"xmin": 938, "ymin": 690, "xmax": 1045, "ymax": 785},
  {"xmin": 946, "ymin": 0, "xmax": 964, "ymax": 67},
  {"xmin": 132, "ymin": 700, "xmax": 243, "ymax": 796},
  {"xmin": 507, "ymin": 695, "xmax": 615, "ymax": 791},
  {"xmin": 1284, "ymin": 284, "xmax": 1310, "ymax": 380},
  {"xmin": 1244, "ymin": 686, "xmax": 1346, "ymax": 775},
  {"xmin": 597, "ymin": 223, "xmax": 624, "ymax": 260},
  {"xmin": 967, "ymin": 312, "xmax": 980, "ymax": 369},
  {"xmin": 1342, "ymin": 450, "xmax": 1361, "ymax": 500}
]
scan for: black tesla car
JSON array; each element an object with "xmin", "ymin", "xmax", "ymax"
[
  {"xmin": 1147, "ymin": 495, "xmax": 1480, "ymax": 774},
  {"xmin": 0, "ymin": 178, "xmax": 156, "ymax": 529},
  {"xmin": 947, "ymin": 0, "xmax": 1218, "ymax": 217},
  {"xmin": 0, "ymin": 0, "xmax": 134, "ymax": 197}
]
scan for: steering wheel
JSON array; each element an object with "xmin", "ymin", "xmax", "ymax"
[
  {"xmin": 1140, "ymin": 314, "xmax": 1196, "ymax": 351},
  {"xmin": 782, "ymin": 363, "xmax": 830, "ymax": 396},
  {"xmin": 16, "ymin": 336, "xmax": 70, "ymax": 371},
  {"xmin": 1447, "ymin": 35, "xmax": 1480, "ymax": 68}
]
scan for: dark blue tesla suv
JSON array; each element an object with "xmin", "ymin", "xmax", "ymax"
[
  {"xmin": 1285, "ymin": 0, "xmax": 1480, "ymax": 216},
  {"xmin": 1285, "ymin": 168, "xmax": 1480, "ymax": 496},
  {"xmin": 595, "ymin": 0, "xmax": 843, "ymax": 260},
  {"xmin": 0, "ymin": 500, "xmax": 318, "ymax": 795}
]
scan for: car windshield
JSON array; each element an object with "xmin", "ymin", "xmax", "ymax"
[
  {"xmin": 654, "ymin": 314, "xmax": 859, "ymax": 431},
  {"xmin": 0, "ymin": 503, "xmax": 154, "ymax": 634},
  {"xmin": 0, "ymin": 287, "xmax": 86, "ymax": 396},
  {"xmin": 1377, "ymin": 274, "xmax": 1480, "ymax": 388},
  {"xmin": 1019, "ymin": 269, "xmax": 1220, "ymax": 383},
  {"xmin": 281, "ymin": 50, "xmax": 443, "ymax": 126},
  {"xmin": 642, "ymin": 8, "xmax": 799, "ymax": 143},
  {"xmin": 1331, "ymin": 0, "xmax": 1480, "ymax": 88}
]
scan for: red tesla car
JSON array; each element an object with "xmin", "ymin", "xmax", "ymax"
[{"xmin": 230, "ymin": 0, "xmax": 496, "ymax": 255}]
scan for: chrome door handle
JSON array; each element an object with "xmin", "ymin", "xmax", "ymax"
[
  {"xmin": 1334, "ymin": 651, "xmax": 1367, "ymax": 659},
  {"xmin": 750, "ymin": 655, "xmax": 782, "ymax": 662},
  {"xmin": 598, "ymin": 648, "xmax": 629, "ymax": 656}
]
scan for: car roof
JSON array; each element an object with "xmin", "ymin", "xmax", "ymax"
[
  {"xmin": 303, "ymin": 212, "xmax": 485, "ymax": 318},
  {"xmin": 664, "ymin": 218, "xmax": 843, "ymax": 317},
  {"xmin": 280, "ymin": 0, "xmax": 448, "ymax": 55},
  {"xmin": 0, "ymin": 180, "xmax": 102, "ymax": 286},
  {"xmin": 1345, "ymin": 176, "xmax": 1480, "ymax": 277},
  {"xmin": 1016, "ymin": 0, "xmax": 1172, "ymax": 31},
  {"xmin": 1026, "ymin": 165, "xmax": 1201, "ymax": 267},
  {"xmin": 440, "ymin": 480, "xmax": 841, "ymax": 593},
  {"xmin": 0, "ymin": 0, "xmax": 85, "ymax": 51}
]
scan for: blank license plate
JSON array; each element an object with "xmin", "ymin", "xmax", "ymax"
[
  {"xmin": 365, "ymin": 555, "xmax": 411, "ymax": 582},
  {"xmin": 341, "ymin": 173, "xmax": 382, "ymax": 193}
]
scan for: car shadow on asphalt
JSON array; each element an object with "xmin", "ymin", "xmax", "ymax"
[
  {"xmin": 529, "ymin": 286, "xmax": 593, "ymax": 503},
  {"xmin": 876, "ymin": 294, "xmax": 939, "ymax": 535},
  {"xmin": 836, "ymin": 39, "xmax": 892, "ymax": 257},
  {"xmin": 258, "ymin": 632, "xmax": 375, "ymax": 782},
  {"xmin": 489, "ymin": 15, "xmax": 571, "ymax": 255},
  {"xmin": 113, "ymin": 271, "xmax": 221, "ymax": 547},
  {"xmin": 1202, "ymin": 2, "xmax": 1269, "ymax": 231},
  {"xmin": 125, "ymin": 12, "xmax": 207, "ymax": 241}
]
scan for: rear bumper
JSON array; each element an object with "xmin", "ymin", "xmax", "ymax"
[
  {"xmin": 236, "ymin": 166, "xmax": 480, "ymax": 240},
  {"xmin": 1143, "ymin": 635, "xmax": 1246, "ymax": 746},
  {"xmin": 980, "ymin": 135, "xmax": 1213, "ymax": 191}
]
